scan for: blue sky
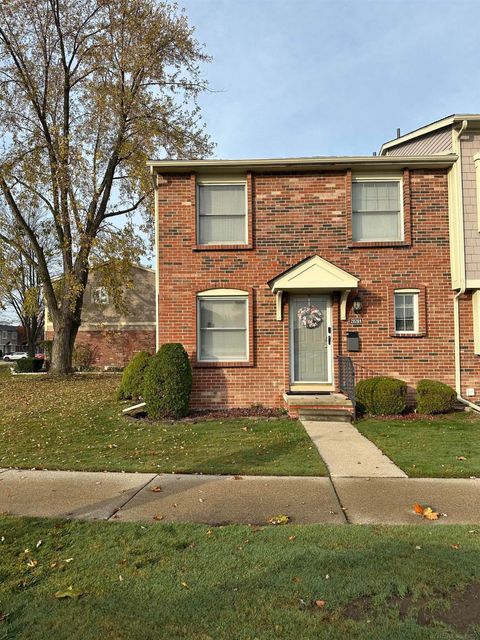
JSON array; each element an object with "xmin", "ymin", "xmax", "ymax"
[{"xmin": 180, "ymin": 0, "xmax": 480, "ymax": 158}]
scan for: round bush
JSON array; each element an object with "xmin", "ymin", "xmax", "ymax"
[
  {"xmin": 143, "ymin": 343, "xmax": 192, "ymax": 419},
  {"xmin": 117, "ymin": 351, "xmax": 152, "ymax": 401},
  {"xmin": 355, "ymin": 377, "xmax": 384, "ymax": 414},
  {"xmin": 16, "ymin": 358, "xmax": 43, "ymax": 373},
  {"xmin": 371, "ymin": 378, "xmax": 407, "ymax": 415},
  {"xmin": 416, "ymin": 379, "xmax": 456, "ymax": 414}
]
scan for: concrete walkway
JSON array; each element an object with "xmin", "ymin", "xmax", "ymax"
[
  {"xmin": 0, "ymin": 469, "xmax": 345, "ymax": 525},
  {"xmin": 1, "ymin": 468, "xmax": 480, "ymax": 525},
  {"xmin": 301, "ymin": 420, "xmax": 407, "ymax": 478}
]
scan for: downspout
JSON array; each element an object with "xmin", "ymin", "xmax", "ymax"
[
  {"xmin": 452, "ymin": 120, "xmax": 480, "ymax": 412},
  {"xmin": 151, "ymin": 167, "xmax": 160, "ymax": 352}
]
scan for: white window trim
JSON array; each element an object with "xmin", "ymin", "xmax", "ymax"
[
  {"xmin": 91, "ymin": 286, "xmax": 110, "ymax": 305},
  {"xmin": 394, "ymin": 289, "xmax": 419, "ymax": 335},
  {"xmin": 197, "ymin": 291, "xmax": 249, "ymax": 362},
  {"xmin": 196, "ymin": 177, "xmax": 248, "ymax": 246},
  {"xmin": 352, "ymin": 176, "xmax": 404, "ymax": 243}
]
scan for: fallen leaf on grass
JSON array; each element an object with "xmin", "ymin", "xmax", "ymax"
[
  {"xmin": 314, "ymin": 600, "xmax": 326, "ymax": 608},
  {"xmin": 153, "ymin": 514, "xmax": 164, "ymax": 521},
  {"xmin": 54, "ymin": 586, "xmax": 83, "ymax": 599},
  {"xmin": 268, "ymin": 514, "xmax": 290, "ymax": 525},
  {"xmin": 456, "ymin": 456, "xmax": 467, "ymax": 461},
  {"xmin": 451, "ymin": 544, "xmax": 460, "ymax": 550},
  {"xmin": 26, "ymin": 559, "xmax": 37, "ymax": 568},
  {"xmin": 291, "ymin": 576, "xmax": 301, "ymax": 583},
  {"xmin": 288, "ymin": 535, "xmax": 297, "ymax": 541},
  {"xmin": 413, "ymin": 503, "xmax": 439, "ymax": 520},
  {"xmin": 150, "ymin": 486, "xmax": 162, "ymax": 493}
]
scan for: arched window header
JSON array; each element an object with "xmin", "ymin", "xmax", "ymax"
[{"xmin": 197, "ymin": 288, "xmax": 248, "ymax": 297}]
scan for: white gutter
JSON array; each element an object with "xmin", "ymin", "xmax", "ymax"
[
  {"xmin": 151, "ymin": 167, "xmax": 160, "ymax": 352},
  {"xmin": 452, "ymin": 121, "xmax": 480, "ymax": 412}
]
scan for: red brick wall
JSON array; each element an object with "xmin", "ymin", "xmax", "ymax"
[
  {"xmin": 458, "ymin": 293, "xmax": 480, "ymax": 400},
  {"xmin": 157, "ymin": 169, "xmax": 454, "ymax": 408},
  {"xmin": 45, "ymin": 329, "xmax": 155, "ymax": 368}
]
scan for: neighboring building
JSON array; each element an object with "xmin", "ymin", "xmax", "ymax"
[
  {"xmin": 45, "ymin": 265, "xmax": 156, "ymax": 367},
  {"xmin": 0, "ymin": 323, "xmax": 19, "ymax": 355},
  {"xmin": 149, "ymin": 148, "xmax": 458, "ymax": 413},
  {"xmin": 380, "ymin": 114, "xmax": 480, "ymax": 403}
]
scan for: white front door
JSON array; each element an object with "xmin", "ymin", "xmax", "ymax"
[{"xmin": 290, "ymin": 294, "xmax": 332, "ymax": 383}]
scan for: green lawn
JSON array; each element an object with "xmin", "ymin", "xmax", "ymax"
[
  {"xmin": 0, "ymin": 370, "xmax": 325, "ymax": 476},
  {"xmin": 357, "ymin": 412, "xmax": 480, "ymax": 478},
  {"xmin": 1, "ymin": 517, "xmax": 480, "ymax": 639}
]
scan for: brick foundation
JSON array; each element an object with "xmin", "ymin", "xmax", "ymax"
[{"xmin": 45, "ymin": 329, "xmax": 155, "ymax": 368}]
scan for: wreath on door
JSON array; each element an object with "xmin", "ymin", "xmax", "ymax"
[{"xmin": 297, "ymin": 304, "xmax": 323, "ymax": 329}]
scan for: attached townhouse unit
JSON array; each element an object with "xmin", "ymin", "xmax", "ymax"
[
  {"xmin": 150, "ymin": 130, "xmax": 466, "ymax": 415},
  {"xmin": 0, "ymin": 323, "xmax": 19, "ymax": 355},
  {"xmin": 380, "ymin": 114, "xmax": 480, "ymax": 405},
  {"xmin": 45, "ymin": 264, "xmax": 156, "ymax": 368}
]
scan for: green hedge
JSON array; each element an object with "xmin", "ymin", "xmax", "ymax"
[
  {"xmin": 355, "ymin": 377, "xmax": 385, "ymax": 414},
  {"xmin": 117, "ymin": 351, "xmax": 152, "ymax": 401},
  {"xmin": 355, "ymin": 376, "xmax": 407, "ymax": 415},
  {"xmin": 143, "ymin": 343, "xmax": 192, "ymax": 419},
  {"xmin": 416, "ymin": 379, "xmax": 456, "ymax": 414},
  {"xmin": 16, "ymin": 358, "xmax": 43, "ymax": 373}
]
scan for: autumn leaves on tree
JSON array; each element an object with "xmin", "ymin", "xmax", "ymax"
[{"xmin": 0, "ymin": 0, "xmax": 213, "ymax": 373}]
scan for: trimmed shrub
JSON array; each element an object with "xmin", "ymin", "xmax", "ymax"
[
  {"xmin": 371, "ymin": 378, "xmax": 407, "ymax": 415},
  {"xmin": 16, "ymin": 358, "xmax": 43, "ymax": 373},
  {"xmin": 355, "ymin": 377, "xmax": 385, "ymax": 414},
  {"xmin": 416, "ymin": 379, "xmax": 456, "ymax": 415},
  {"xmin": 355, "ymin": 376, "xmax": 407, "ymax": 415},
  {"xmin": 117, "ymin": 351, "xmax": 152, "ymax": 401},
  {"xmin": 143, "ymin": 343, "xmax": 192, "ymax": 419}
]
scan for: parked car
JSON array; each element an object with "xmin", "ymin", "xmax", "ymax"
[{"xmin": 3, "ymin": 352, "xmax": 28, "ymax": 361}]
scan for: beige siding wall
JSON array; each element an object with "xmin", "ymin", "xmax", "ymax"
[
  {"xmin": 45, "ymin": 266, "xmax": 155, "ymax": 331},
  {"xmin": 385, "ymin": 127, "xmax": 453, "ymax": 156},
  {"xmin": 461, "ymin": 131, "xmax": 480, "ymax": 281}
]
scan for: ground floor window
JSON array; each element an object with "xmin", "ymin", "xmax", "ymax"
[
  {"xmin": 394, "ymin": 290, "xmax": 419, "ymax": 334},
  {"xmin": 197, "ymin": 294, "xmax": 248, "ymax": 362}
]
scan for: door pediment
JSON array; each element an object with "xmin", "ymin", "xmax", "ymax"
[{"xmin": 269, "ymin": 255, "xmax": 359, "ymax": 292}]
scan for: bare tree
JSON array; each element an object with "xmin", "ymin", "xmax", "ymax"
[{"xmin": 0, "ymin": 0, "xmax": 212, "ymax": 373}]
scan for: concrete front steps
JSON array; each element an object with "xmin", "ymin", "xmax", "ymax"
[{"xmin": 283, "ymin": 392, "xmax": 354, "ymax": 422}]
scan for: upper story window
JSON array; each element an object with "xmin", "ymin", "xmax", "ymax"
[
  {"xmin": 197, "ymin": 290, "xmax": 248, "ymax": 362},
  {"xmin": 352, "ymin": 179, "xmax": 403, "ymax": 242},
  {"xmin": 197, "ymin": 181, "xmax": 247, "ymax": 245},
  {"xmin": 394, "ymin": 290, "xmax": 419, "ymax": 334},
  {"xmin": 92, "ymin": 287, "xmax": 110, "ymax": 305}
]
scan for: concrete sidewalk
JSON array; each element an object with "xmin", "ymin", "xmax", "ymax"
[
  {"xmin": 0, "ymin": 469, "xmax": 345, "ymax": 525},
  {"xmin": 1, "ymin": 468, "xmax": 480, "ymax": 525},
  {"xmin": 301, "ymin": 420, "xmax": 407, "ymax": 478}
]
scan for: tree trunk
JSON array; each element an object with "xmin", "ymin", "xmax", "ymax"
[
  {"xmin": 25, "ymin": 317, "xmax": 37, "ymax": 358},
  {"xmin": 50, "ymin": 318, "xmax": 79, "ymax": 375}
]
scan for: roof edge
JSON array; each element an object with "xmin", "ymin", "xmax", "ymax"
[
  {"xmin": 148, "ymin": 154, "xmax": 458, "ymax": 173},
  {"xmin": 380, "ymin": 114, "xmax": 480, "ymax": 155}
]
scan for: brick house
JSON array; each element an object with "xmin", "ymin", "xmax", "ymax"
[
  {"xmin": 149, "ymin": 145, "xmax": 461, "ymax": 414},
  {"xmin": 0, "ymin": 323, "xmax": 20, "ymax": 355},
  {"xmin": 381, "ymin": 114, "xmax": 480, "ymax": 405},
  {"xmin": 45, "ymin": 265, "xmax": 156, "ymax": 368}
]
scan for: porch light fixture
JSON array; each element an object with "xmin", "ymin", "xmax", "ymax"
[{"xmin": 352, "ymin": 295, "xmax": 363, "ymax": 314}]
